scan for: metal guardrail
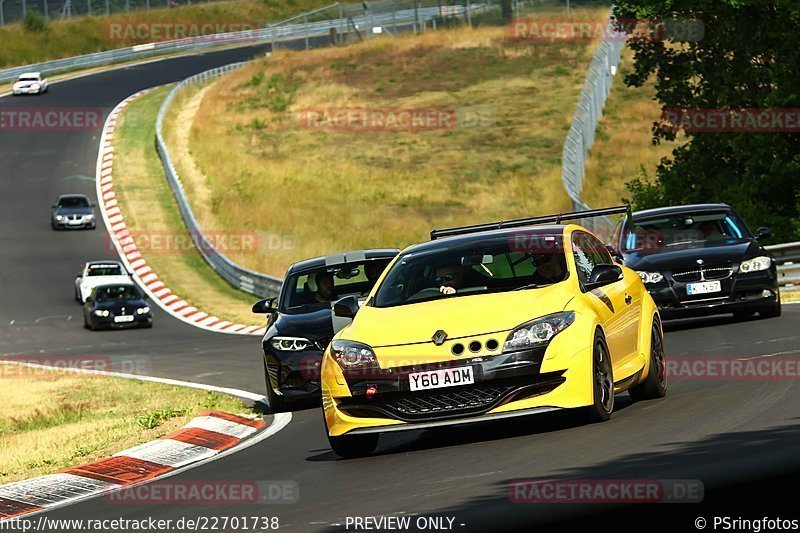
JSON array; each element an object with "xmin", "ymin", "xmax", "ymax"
[
  {"xmin": 560, "ymin": 16, "xmax": 624, "ymax": 232},
  {"xmin": 765, "ymin": 241, "xmax": 800, "ymax": 288},
  {"xmin": 153, "ymin": 3, "xmax": 482, "ymax": 298},
  {"xmin": 0, "ymin": 0, "xmax": 479, "ymax": 83}
]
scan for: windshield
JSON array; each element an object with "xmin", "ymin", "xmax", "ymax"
[
  {"xmin": 280, "ymin": 259, "xmax": 393, "ymax": 312},
  {"xmin": 372, "ymin": 234, "xmax": 568, "ymax": 308},
  {"xmin": 623, "ymin": 211, "xmax": 749, "ymax": 253},
  {"xmin": 87, "ymin": 264, "xmax": 123, "ymax": 276},
  {"xmin": 57, "ymin": 196, "xmax": 90, "ymax": 209},
  {"xmin": 95, "ymin": 285, "xmax": 141, "ymax": 301}
]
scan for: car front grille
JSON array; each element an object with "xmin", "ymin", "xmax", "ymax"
[
  {"xmin": 672, "ymin": 265, "xmax": 733, "ymax": 283},
  {"xmin": 390, "ymin": 383, "xmax": 510, "ymax": 416}
]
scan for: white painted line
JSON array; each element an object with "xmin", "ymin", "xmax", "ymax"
[{"xmin": 184, "ymin": 416, "xmax": 259, "ymax": 439}]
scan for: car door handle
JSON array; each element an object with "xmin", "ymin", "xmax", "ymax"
[{"xmin": 625, "ymin": 294, "xmax": 632, "ymax": 305}]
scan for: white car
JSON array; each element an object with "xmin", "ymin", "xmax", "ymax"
[
  {"xmin": 12, "ymin": 72, "xmax": 48, "ymax": 95},
  {"xmin": 75, "ymin": 261, "xmax": 132, "ymax": 303}
]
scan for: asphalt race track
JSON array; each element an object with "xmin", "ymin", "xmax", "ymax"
[{"xmin": 2, "ymin": 45, "xmax": 800, "ymax": 531}]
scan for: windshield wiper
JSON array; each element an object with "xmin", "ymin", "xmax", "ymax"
[{"xmin": 513, "ymin": 283, "xmax": 542, "ymax": 291}]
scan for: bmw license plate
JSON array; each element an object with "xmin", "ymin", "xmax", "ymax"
[
  {"xmin": 114, "ymin": 315, "xmax": 134, "ymax": 323},
  {"xmin": 409, "ymin": 367, "xmax": 474, "ymax": 391},
  {"xmin": 686, "ymin": 280, "xmax": 721, "ymax": 295}
]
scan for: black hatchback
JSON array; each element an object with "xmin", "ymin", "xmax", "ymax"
[
  {"xmin": 253, "ymin": 249, "xmax": 398, "ymax": 411},
  {"xmin": 607, "ymin": 203, "xmax": 780, "ymax": 320}
]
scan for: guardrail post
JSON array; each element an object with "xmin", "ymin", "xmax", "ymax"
[
  {"xmin": 42, "ymin": 0, "xmax": 48, "ymax": 19},
  {"xmin": 105, "ymin": 0, "xmax": 109, "ymax": 15},
  {"xmin": 304, "ymin": 13, "xmax": 309, "ymax": 49},
  {"xmin": 0, "ymin": 0, "xmax": 5, "ymax": 26},
  {"xmin": 339, "ymin": 1, "xmax": 345, "ymax": 44},
  {"xmin": 466, "ymin": 0, "xmax": 471, "ymax": 27},
  {"xmin": 22, "ymin": 0, "xmax": 27, "ymax": 19}
]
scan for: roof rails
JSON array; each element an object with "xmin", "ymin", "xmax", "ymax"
[{"xmin": 430, "ymin": 205, "xmax": 632, "ymax": 240}]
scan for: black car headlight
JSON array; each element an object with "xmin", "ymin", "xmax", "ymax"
[
  {"xmin": 270, "ymin": 336, "xmax": 312, "ymax": 351},
  {"xmin": 739, "ymin": 256, "xmax": 771, "ymax": 273},
  {"xmin": 330, "ymin": 340, "xmax": 378, "ymax": 370},
  {"xmin": 503, "ymin": 312, "xmax": 575, "ymax": 353}
]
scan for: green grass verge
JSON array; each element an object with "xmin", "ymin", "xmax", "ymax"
[
  {"xmin": 0, "ymin": 363, "xmax": 252, "ymax": 484},
  {"xmin": 113, "ymin": 86, "xmax": 260, "ymax": 326}
]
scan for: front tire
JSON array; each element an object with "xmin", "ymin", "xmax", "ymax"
[
  {"xmin": 581, "ymin": 331, "xmax": 614, "ymax": 423},
  {"xmin": 323, "ymin": 412, "xmax": 379, "ymax": 458},
  {"xmin": 629, "ymin": 319, "xmax": 667, "ymax": 402}
]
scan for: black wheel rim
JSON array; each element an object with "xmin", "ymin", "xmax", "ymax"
[
  {"xmin": 652, "ymin": 324, "xmax": 667, "ymax": 388},
  {"xmin": 596, "ymin": 342, "xmax": 613, "ymax": 413}
]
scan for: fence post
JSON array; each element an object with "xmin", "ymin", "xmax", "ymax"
[
  {"xmin": 339, "ymin": 0, "xmax": 344, "ymax": 43},
  {"xmin": 414, "ymin": 0, "xmax": 419, "ymax": 33},
  {"xmin": 466, "ymin": 0, "xmax": 471, "ymax": 27},
  {"xmin": 304, "ymin": 13, "xmax": 309, "ymax": 49},
  {"xmin": 42, "ymin": 0, "xmax": 48, "ymax": 18},
  {"xmin": 105, "ymin": 0, "xmax": 109, "ymax": 15},
  {"xmin": 22, "ymin": 0, "xmax": 27, "ymax": 19},
  {"xmin": 0, "ymin": 0, "xmax": 5, "ymax": 26}
]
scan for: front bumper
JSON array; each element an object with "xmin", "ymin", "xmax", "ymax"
[
  {"xmin": 647, "ymin": 269, "xmax": 779, "ymax": 319},
  {"xmin": 93, "ymin": 314, "xmax": 152, "ymax": 329},
  {"xmin": 323, "ymin": 343, "xmax": 595, "ymax": 437},
  {"xmin": 264, "ymin": 345, "xmax": 324, "ymax": 402},
  {"xmin": 53, "ymin": 219, "xmax": 96, "ymax": 229}
]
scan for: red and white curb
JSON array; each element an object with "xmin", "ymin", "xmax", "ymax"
[
  {"xmin": 96, "ymin": 90, "xmax": 266, "ymax": 336},
  {"xmin": 0, "ymin": 411, "xmax": 264, "ymax": 520}
]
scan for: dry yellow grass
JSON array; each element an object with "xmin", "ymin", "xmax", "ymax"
[
  {"xmin": 168, "ymin": 5, "xmax": 613, "ymax": 277},
  {"xmin": 113, "ymin": 86, "xmax": 260, "ymax": 325},
  {"xmin": 581, "ymin": 47, "xmax": 680, "ymax": 208},
  {"xmin": 0, "ymin": 363, "xmax": 250, "ymax": 484}
]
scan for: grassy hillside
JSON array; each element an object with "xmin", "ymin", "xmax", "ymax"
[
  {"xmin": 0, "ymin": 0, "xmax": 333, "ymax": 67},
  {"xmin": 169, "ymin": 4, "xmax": 612, "ymax": 277}
]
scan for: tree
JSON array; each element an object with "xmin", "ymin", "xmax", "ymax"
[{"xmin": 614, "ymin": 0, "xmax": 800, "ymax": 242}]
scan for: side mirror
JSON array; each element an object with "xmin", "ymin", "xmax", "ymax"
[
  {"xmin": 252, "ymin": 297, "xmax": 277, "ymax": 314},
  {"xmin": 755, "ymin": 227, "xmax": 772, "ymax": 241},
  {"xmin": 333, "ymin": 295, "xmax": 360, "ymax": 319},
  {"xmin": 585, "ymin": 264, "xmax": 623, "ymax": 291}
]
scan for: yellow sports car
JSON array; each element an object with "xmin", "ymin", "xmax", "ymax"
[{"xmin": 321, "ymin": 207, "xmax": 667, "ymax": 457}]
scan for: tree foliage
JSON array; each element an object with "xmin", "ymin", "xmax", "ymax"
[{"xmin": 613, "ymin": 0, "xmax": 800, "ymax": 241}]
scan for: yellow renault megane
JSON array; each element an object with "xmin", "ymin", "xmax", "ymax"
[{"xmin": 321, "ymin": 207, "xmax": 667, "ymax": 457}]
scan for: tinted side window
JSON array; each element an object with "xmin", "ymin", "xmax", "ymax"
[
  {"xmin": 586, "ymin": 233, "xmax": 613, "ymax": 264},
  {"xmin": 572, "ymin": 233, "xmax": 598, "ymax": 286}
]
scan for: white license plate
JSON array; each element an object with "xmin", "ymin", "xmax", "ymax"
[
  {"xmin": 114, "ymin": 315, "xmax": 135, "ymax": 323},
  {"xmin": 68, "ymin": 220, "xmax": 82, "ymax": 225},
  {"xmin": 409, "ymin": 366, "xmax": 475, "ymax": 391},
  {"xmin": 686, "ymin": 280, "xmax": 721, "ymax": 295}
]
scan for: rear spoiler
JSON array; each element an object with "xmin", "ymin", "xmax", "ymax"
[{"xmin": 430, "ymin": 205, "xmax": 633, "ymax": 240}]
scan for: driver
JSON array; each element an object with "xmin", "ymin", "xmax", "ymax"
[
  {"xmin": 531, "ymin": 253, "xmax": 566, "ymax": 285},
  {"xmin": 312, "ymin": 271, "xmax": 337, "ymax": 303},
  {"xmin": 435, "ymin": 264, "xmax": 465, "ymax": 295}
]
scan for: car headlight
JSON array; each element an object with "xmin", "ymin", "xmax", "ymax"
[
  {"xmin": 329, "ymin": 340, "xmax": 378, "ymax": 370},
  {"xmin": 136, "ymin": 306, "xmax": 150, "ymax": 315},
  {"xmin": 55, "ymin": 215, "xmax": 63, "ymax": 221},
  {"xmin": 84, "ymin": 214, "xmax": 94, "ymax": 220},
  {"xmin": 503, "ymin": 311, "xmax": 575, "ymax": 353},
  {"xmin": 94, "ymin": 310, "xmax": 110, "ymax": 317},
  {"xmin": 637, "ymin": 271, "xmax": 664, "ymax": 284},
  {"xmin": 739, "ymin": 256, "xmax": 771, "ymax": 273},
  {"xmin": 270, "ymin": 336, "xmax": 311, "ymax": 351}
]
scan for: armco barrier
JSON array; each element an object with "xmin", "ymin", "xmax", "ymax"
[
  {"xmin": 765, "ymin": 241, "xmax": 800, "ymax": 288},
  {"xmin": 0, "ymin": 1, "xmax": 483, "ymax": 84}
]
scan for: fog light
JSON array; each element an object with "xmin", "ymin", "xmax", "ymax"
[{"xmin": 762, "ymin": 290, "xmax": 773, "ymax": 298}]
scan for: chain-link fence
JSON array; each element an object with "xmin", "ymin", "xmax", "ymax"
[
  {"xmin": 0, "ymin": 0, "xmax": 218, "ymax": 25},
  {"xmin": 560, "ymin": 15, "xmax": 624, "ymax": 232}
]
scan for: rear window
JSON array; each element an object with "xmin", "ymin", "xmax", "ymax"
[{"xmin": 87, "ymin": 264, "xmax": 123, "ymax": 276}]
